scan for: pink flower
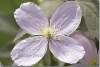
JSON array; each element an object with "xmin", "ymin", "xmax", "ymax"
[
  {"xmin": 71, "ymin": 31, "xmax": 97, "ymax": 65},
  {"xmin": 11, "ymin": 1, "xmax": 85, "ymax": 66}
]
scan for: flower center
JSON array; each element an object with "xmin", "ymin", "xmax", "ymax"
[{"xmin": 41, "ymin": 27, "xmax": 55, "ymax": 38}]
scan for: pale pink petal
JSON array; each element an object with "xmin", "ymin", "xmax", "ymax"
[
  {"xmin": 11, "ymin": 36, "xmax": 48, "ymax": 66},
  {"xmin": 14, "ymin": 2, "xmax": 48, "ymax": 35},
  {"xmin": 71, "ymin": 32, "xmax": 97, "ymax": 64},
  {"xmin": 49, "ymin": 36, "xmax": 85, "ymax": 64},
  {"xmin": 50, "ymin": 1, "xmax": 82, "ymax": 36}
]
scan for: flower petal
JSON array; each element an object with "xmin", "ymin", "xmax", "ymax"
[
  {"xmin": 14, "ymin": 2, "xmax": 48, "ymax": 35},
  {"xmin": 50, "ymin": 1, "xmax": 82, "ymax": 36},
  {"xmin": 11, "ymin": 36, "xmax": 48, "ymax": 66},
  {"xmin": 49, "ymin": 36, "xmax": 85, "ymax": 64},
  {"xmin": 71, "ymin": 32, "xmax": 97, "ymax": 64}
]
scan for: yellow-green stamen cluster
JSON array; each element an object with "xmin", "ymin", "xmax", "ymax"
[{"xmin": 41, "ymin": 27, "xmax": 55, "ymax": 38}]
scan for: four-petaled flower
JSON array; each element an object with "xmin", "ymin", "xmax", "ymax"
[{"xmin": 11, "ymin": 1, "xmax": 85, "ymax": 66}]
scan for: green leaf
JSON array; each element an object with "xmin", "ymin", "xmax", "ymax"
[
  {"xmin": 0, "ymin": 0, "xmax": 13, "ymax": 14},
  {"xmin": 0, "ymin": 0, "xmax": 24, "ymax": 15},
  {"xmin": 78, "ymin": 17, "xmax": 88, "ymax": 32},
  {"xmin": 0, "ymin": 14, "xmax": 18, "ymax": 47},
  {"xmin": 78, "ymin": 1, "xmax": 99, "ymax": 39},
  {"xmin": 0, "ymin": 16, "xmax": 17, "ymax": 34}
]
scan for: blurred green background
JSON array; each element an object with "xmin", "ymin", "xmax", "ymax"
[{"xmin": 0, "ymin": 0, "xmax": 99, "ymax": 66}]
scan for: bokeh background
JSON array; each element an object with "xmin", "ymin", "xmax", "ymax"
[{"xmin": 0, "ymin": 0, "xmax": 99, "ymax": 67}]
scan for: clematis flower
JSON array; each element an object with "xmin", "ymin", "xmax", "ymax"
[{"xmin": 11, "ymin": 1, "xmax": 85, "ymax": 66}]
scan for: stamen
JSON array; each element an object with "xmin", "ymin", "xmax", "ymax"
[{"xmin": 41, "ymin": 27, "xmax": 55, "ymax": 38}]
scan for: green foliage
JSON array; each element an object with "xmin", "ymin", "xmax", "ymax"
[{"xmin": 78, "ymin": 0, "xmax": 99, "ymax": 39}]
